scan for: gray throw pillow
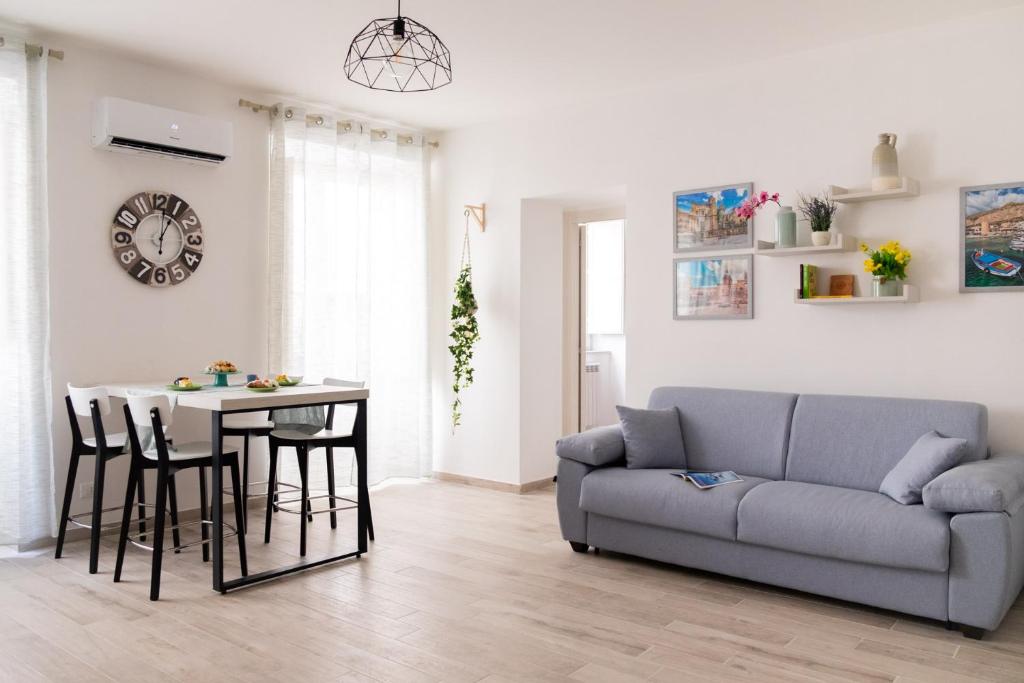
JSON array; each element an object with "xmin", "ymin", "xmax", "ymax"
[
  {"xmin": 879, "ymin": 431, "xmax": 968, "ymax": 505},
  {"xmin": 615, "ymin": 405, "xmax": 686, "ymax": 470}
]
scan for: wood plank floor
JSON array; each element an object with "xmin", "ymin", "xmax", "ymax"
[{"xmin": 2, "ymin": 479, "xmax": 1023, "ymax": 682}]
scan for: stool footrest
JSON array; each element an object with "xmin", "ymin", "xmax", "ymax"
[{"xmin": 126, "ymin": 518, "xmax": 239, "ymax": 552}]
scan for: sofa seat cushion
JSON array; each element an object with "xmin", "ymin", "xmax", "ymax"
[
  {"xmin": 737, "ymin": 481, "xmax": 951, "ymax": 572},
  {"xmin": 579, "ymin": 468, "xmax": 771, "ymax": 541}
]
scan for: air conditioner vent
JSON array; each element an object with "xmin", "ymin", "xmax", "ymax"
[{"xmin": 108, "ymin": 136, "xmax": 228, "ymax": 163}]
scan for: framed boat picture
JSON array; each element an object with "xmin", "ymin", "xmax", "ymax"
[
  {"xmin": 960, "ymin": 181, "xmax": 1024, "ymax": 292},
  {"xmin": 674, "ymin": 254, "xmax": 753, "ymax": 320},
  {"xmin": 674, "ymin": 183, "xmax": 753, "ymax": 252}
]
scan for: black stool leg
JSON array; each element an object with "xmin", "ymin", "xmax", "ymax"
[
  {"xmin": 88, "ymin": 452, "xmax": 108, "ymax": 574},
  {"xmin": 367, "ymin": 496, "xmax": 375, "ymax": 542},
  {"xmin": 298, "ymin": 446, "xmax": 309, "ymax": 557},
  {"xmin": 136, "ymin": 468, "xmax": 147, "ymax": 542},
  {"xmin": 55, "ymin": 449, "xmax": 80, "ymax": 559},
  {"xmin": 325, "ymin": 447, "xmax": 337, "ymax": 529},
  {"xmin": 229, "ymin": 459, "xmax": 248, "ymax": 577},
  {"xmin": 150, "ymin": 465, "xmax": 168, "ymax": 601},
  {"xmin": 265, "ymin": 442, "xmax": 278, "ymax": 543},
  {"xmin": 241, "ymin": 433, "xmax": 250, "ymax": 534},
  {"xmin": 198, "ymin": 466, "xmax": 209, "ymax": 563},
  {"xmin": 167, "ymin": 473, "xmax": 182, "ymax": 553},
  {"xmin": 113, "ymin": 462, "xmax": 138, "ymax": 583}
]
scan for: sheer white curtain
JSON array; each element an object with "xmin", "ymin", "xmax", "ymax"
[
  {"xmin": 0, "ymin": 38, "xmax": 55, "ymax": 547},
  {"xmin": 268, "ymin": 107, "xmax": 431, "ymax": 484}
]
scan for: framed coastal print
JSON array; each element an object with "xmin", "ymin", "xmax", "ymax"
[
  {"xmin": 674, "ymin": 254, "xmax": 753, "ymax": 320},
  {"xmin": 674, "ymin": 183, "xmax": 752, "ymax": 252},
  {"xmin": 960, "ymin": 181, "xmax": 1024, "ymax": 292}
]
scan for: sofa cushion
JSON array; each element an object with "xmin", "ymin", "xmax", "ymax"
[
  {"xmin": 616, "ymin": 406, "xmax": 686, "ymax": 469},
  {"xmin": 647, "ymin": 387, "xmax": 797, "ymax": 480},
  {"xmin": 785, "ymin": 394, "xmax": 987, "ymax": 492},
  {"xmin": 737, "ymin": 480, "xmax": 951, "ymax": 572},
  {"xmin": 879, "ymin": 431, "xmax": 968, "ymax": 504},
  {"xmin": 579, "ymin": 468, "xmax": 770, "ymax": 541}
]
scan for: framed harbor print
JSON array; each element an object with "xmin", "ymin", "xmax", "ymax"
[
  {"xmin": 960, "ymin": 181, "xmax": 1024, "ymax": 292},
  {"xmin": 674, "ymin": 254, "xmax": 753, "ymax": 320},
  {"xmin": 674, "ymin": 183, "xmax": 753, "ymax": 252}
]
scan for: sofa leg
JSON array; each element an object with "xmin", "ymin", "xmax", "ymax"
[
  {"xmin": 960, "ymin": 625, "xmax": 986, "ymax": 640},
  {"xmin": 568, "ymin": 541, "xmax": 589, "ymax": 554},
  {"xmin": 944, "ymin": 621, "xmax": 956, "ymax": 631}
]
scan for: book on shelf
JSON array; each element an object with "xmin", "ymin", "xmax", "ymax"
[
  {"xmin": 672, "ymin": 470, "xmax": 744, "ymax": 489},
  {"xmin": 800, "ymin": 264, "xmax": 818, "ymax": 299}
]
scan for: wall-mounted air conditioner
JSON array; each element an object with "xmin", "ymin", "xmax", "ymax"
[{"xmin": 91, "ymin": 97, "xmax": 232, "ymax": 166}]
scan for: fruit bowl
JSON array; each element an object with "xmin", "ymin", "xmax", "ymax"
[{"xmin": 275, "ymin": 374, "xmax": 302, "ymax": 387}]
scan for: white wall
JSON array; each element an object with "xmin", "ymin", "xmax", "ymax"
[
  {"xmin": 47, "ymin": 42, "xmax": 271, "ymax": 519},
  {"xmin": 435, "ymin": 6, "xmax": 1024, "ymax": 485}
]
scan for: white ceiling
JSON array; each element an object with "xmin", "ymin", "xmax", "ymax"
[{"xmin": 1, "ymin": 0, "xmax": 1020, "ymax": 130}]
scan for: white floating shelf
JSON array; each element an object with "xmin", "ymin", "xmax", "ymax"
[
  {"xmin": 829, "ymin": 178, "xmax": 919, "ymax": 203},
  {"xmin": 794, "ymin": 284, "xmax": 919, "ymax": 304},
  {"xmin": 756, "ymin": 233, "xmax": 856, "ymax": 256}
]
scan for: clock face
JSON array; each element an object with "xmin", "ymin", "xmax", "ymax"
[{"xmin": 110, "ymin": 191, "xmax": 203, "ymax": 287}]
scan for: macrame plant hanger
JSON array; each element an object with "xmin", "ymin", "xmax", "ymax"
[{"xmin": 460, "ymin": 210, "xmax": 473, "ymax": 272}]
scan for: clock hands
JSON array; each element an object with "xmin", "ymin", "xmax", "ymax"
[{"xmin": 157, "ymin": 210, "xmax": 171, "ymax": 256}]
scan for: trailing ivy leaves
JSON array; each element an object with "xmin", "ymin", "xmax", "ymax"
[{"xmin": 449, "ymin": 263, "xmax": 480, "ymax": 429}]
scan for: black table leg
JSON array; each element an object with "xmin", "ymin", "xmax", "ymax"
[
  {"xmin": 211, "ymin": 411, "xmax": 224, "ymax": 593},
  {"xmin": 354, "ymin": 398, "xmax": 368, "ymax": 555}
]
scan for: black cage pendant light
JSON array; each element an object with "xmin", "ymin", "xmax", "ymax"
[{"xmin": 344, "ymin": 0, "xmax": 452, "ymax": 92}]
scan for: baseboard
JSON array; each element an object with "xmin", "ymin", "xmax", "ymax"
[{"xmin": 432, "ymin": 471, "xmax": 555, "ymax": 494}]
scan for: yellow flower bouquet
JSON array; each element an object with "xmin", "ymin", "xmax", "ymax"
[{"xmin": 860, "ymin": 240, "xmax": 911, "ymax": 283}]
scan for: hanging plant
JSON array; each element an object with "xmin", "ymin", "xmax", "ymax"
[{"xmin": 449, "ymin": 222, "xmax": 480, "ymax": 429}]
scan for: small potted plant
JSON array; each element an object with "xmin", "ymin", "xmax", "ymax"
[
  {"xmin": 860, "ymin": 240, "xmax": 912, "ymax": 296},
  {"xmin": 798, "ymin": 192, "xmax": 839, "ymax": 247}
]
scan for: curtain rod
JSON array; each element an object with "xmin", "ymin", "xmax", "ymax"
[
  {"xmin": 0, "ymin": 37, "xmax": 65, "ymax": 60},
  {"xmin": 238, "ymin": 98, "xmax": 439, "ymax": 148}
]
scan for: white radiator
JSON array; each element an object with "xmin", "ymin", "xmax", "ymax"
[{"xmin": 583, "ymin": 362, "xmax": 601, "ymax": 430}]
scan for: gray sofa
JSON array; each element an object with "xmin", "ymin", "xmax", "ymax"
[{"xmin": 555, "ymin": 387, "xmax": 1024, "ymax": 638}]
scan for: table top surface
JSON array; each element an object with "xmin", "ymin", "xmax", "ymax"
[{"xmin": 103, "ymin": 381, "xmax": 368, "ymax": 412}]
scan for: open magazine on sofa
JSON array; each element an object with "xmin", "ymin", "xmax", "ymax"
[{"xmin": 673, "ymin": 470, "xmax": 744, "ymax": 489}]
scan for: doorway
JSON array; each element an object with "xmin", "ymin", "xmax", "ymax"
[{"xmin": 573, "ymin": 217, "xmax": 626, "ymax": 432}]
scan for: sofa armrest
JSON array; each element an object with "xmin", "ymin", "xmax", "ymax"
[
  {"xmin": 556, "ymin": 425, "xmax": 625, "ymax": 467},
  {"xmin": 924, "ymin": 453, "xmax": 1024, "ymax": 515}
]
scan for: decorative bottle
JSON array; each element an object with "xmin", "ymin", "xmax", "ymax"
[
  {"xmin": 775, "ymin": 206, "xmax": 797, "ymax": 248},
  {"xmin": 871, "ymin": 133, "xmax": 900, "ymax": 191}
]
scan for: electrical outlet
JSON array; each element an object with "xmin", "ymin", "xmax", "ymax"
[{"xmin": 79, "ymin": 482, "xmax": 94, "ymax": 500}]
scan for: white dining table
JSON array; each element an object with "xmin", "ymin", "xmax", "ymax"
[{"xmin": 103, "ymin": 380, "xmax": 370, "ymax": 593}]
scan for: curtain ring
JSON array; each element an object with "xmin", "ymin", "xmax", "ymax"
[
  {"xmin": 284, "ymin": 109, "xmax": 294, "ymax": 119},
  {"xmin": 344, "ymin": 123, "xmax": 352, "ymax": 132},
  {"xmin": 315, "ymin": 116, "xmax": 324, "ymax": 126}
]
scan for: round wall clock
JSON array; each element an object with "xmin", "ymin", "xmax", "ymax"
[{"xmin": 110, "ymin": 191, "xmax": 203, "ymax": 287}]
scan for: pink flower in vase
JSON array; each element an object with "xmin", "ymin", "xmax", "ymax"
[{"xmin": 734, "ymin": 190, "xmax": 782, "ymax": 220}]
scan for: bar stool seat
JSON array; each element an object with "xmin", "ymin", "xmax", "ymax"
[
  {"xmin": 85, "ymin": 424, "xmax": 169, "ymax": 449},
  {"xmin": 143, "ymin": 441, "xmax": 224, "ymax": 462},
  {"xmin": 83, "ymin": 432, "xmax": 128, "ymax": 449}
]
